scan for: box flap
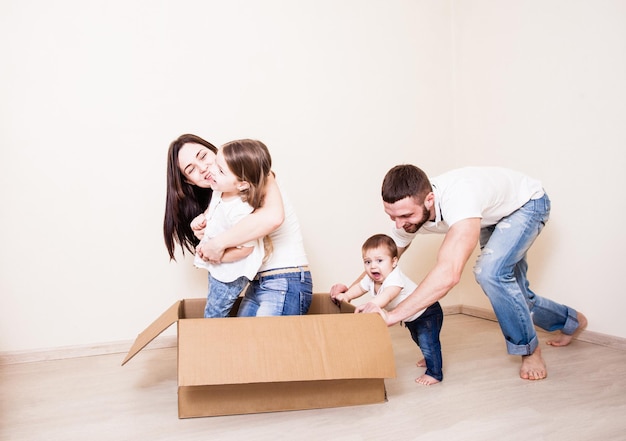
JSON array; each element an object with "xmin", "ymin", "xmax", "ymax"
[
  {"xmin": 178, "ymin": 313, "xmax": 396, "ymax": 386},
  {"xmin": 308, "ymin": 293, "xmax": 356, "ymax": 314},
  {"xmin": 181, "ymin": 298, "xmax": 206, "ymax": 319},
  {"xmin": 121, "ymin": 300, "xmax": 183, "ymax": 366}
]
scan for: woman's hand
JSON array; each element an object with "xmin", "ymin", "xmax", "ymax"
[{"xmin": 196, "ymin": 237, "xmax": 226, "ymax": 264}]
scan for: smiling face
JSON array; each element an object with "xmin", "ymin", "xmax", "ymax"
[
  {"xmin": 362, "ymin": 245, "xmax": 398, "ymax": 283},
  {"xmin": 383, "ymin": 195, "xmax": 433, "ymax": 233},
  {"xmin": 177, "ymin": 143, "xmax": 217, "ymax": 188}
]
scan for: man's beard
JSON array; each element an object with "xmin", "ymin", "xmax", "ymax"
[{"xmin": 402, "ymin": 204, "xmax": 431, "ymax": 233}]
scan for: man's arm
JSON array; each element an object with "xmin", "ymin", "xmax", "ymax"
[{"xmin": 358, "ymin": 218, "xmax": 481, "ymax": 325}]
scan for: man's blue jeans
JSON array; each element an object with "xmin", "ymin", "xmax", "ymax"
[
  {"xmin": 404, "ymin": 301, "xmax": 444, "ymax": 381},
  {"xmin": 205, "ymin": 274, "xmax": 249, "ymax": 318},
  {"xmin": 473, "ymin": 193, "xmax": 580, "ymax": 356},
  {"xmin": 237, "ymin": 267, "xmax": 313, "ymax": 317}
]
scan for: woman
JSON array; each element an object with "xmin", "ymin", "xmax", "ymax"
[{"xmin": 164, "ymin": 134, "xmax": 312, "ymax": 316}]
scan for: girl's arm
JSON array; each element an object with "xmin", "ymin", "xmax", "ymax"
[{"xmin": 198, "ymin": 174, "xmax": 284, "ymax": 262}]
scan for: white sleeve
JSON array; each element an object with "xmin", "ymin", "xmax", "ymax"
[{"xmin": 389, "ymin": 227, "xmax": 417, "ymax": 248}]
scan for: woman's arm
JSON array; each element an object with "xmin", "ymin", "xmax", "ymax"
[
  {"xmin": 199, "ymin": 174, "xmax": 285, "ymax": 262},
  {"xmin": 216, "ymin": 245, "xmax": 254, "ymax": 263}
]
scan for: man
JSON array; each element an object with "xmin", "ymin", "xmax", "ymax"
[{"xmin": 339, "ymin": 164, "xmax": 587, "ymax": 380}]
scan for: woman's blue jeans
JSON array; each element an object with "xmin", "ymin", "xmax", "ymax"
[
  {"xmin": 473, "ymin": 193, "xmax": 580, "ymax": 356},
  {"xmin": 237, "ymin": 267, "xmax": 313, "ymax": 317},
  {"xmin": 404, "ymin": 301, "xmax": 444, "ymax": 381}
]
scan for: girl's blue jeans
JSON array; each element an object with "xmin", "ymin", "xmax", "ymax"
[
  {"xmin": 204, "ymin": 274, "xmax": 249, "ymax": 318},
  {"xmin": 473, "ymin": 193, "xmax": 580, "ymax": 356},
  {"xmin": 237, "ymin": 267, "xmax": 313, "ymax": 317}
]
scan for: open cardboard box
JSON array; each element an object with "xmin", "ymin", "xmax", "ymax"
[{"xmin": 122, "ymin": 293, "xmax": 396, "ymax": 418}]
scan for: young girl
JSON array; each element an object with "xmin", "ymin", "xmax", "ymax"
[
  {"xmin": 192, "ymin": 139, "xmax": 272, "ymax": 318},
  {"xmin": 331, "ymin": 234, "xmax": 444, "ymax": 385}
]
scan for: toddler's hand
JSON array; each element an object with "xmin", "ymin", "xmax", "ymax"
[
  {"xmin": 191, "ymin": 213, "xmax": 207, "ymax": 239},
  {"xmin": 355, "ymin": 302, "xmax": 390, "ymax": 324},
  {"xmin": 330, "ymin": 283, "xmax": 348, "ymax": 297}
]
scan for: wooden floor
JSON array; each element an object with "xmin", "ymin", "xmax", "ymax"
[{"xmin": 2, "ymin": 314, "xmax": 626, "ymax": 441}]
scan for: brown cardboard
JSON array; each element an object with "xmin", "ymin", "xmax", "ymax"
[{"xmin": 122, "ymin": 294, "xmax": 396, "ymax": 418}]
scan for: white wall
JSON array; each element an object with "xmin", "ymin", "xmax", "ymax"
[
  {"xmin": 1, "ymin": 0, "xmax": 624, "ymax": 354},
  {"xmin": 451, "ymin": 0, "xmax": 626, "ymax": 338},
  {"xmin": 0, "ymin": 0, "xmax": 453, "ymax": 352}
]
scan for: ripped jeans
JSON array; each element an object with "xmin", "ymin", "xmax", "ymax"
[{"xmin": 473, "ymin": 193, "xmax": 580, "ymax": 356}]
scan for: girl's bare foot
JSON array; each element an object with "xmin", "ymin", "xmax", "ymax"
[
  {"xmin": 520, "ymin": 346, "xmax": 547, "ymax": 380},
  {"xmin": 546, "ymin": 312, "xmax": 588, "ymax": 347},
  {"xmin": 416, "ymin": 358, "xmax": 426, "ymax": 367},
  {"xmin": 415, "ymin": 374, "xmax": 440, "ymax": 385}
]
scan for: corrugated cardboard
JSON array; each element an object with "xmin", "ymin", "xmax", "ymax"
[{"xmin": 122, "ymin": 294, "xmax": 396, "ymax": 418}]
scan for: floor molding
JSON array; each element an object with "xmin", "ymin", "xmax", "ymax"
[
  {"xmin": 460, "ymin": 305, "xmax": 626, "ymax": 351},
  {"xmin": 0, "ymin": 336, "xmax": 178, "ymax": 366},
  {"xmin": 2, "ymin": 306, "xmax": 625, "ymax": 365}
]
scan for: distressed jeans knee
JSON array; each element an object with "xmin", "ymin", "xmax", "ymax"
[{"xmin": 472, "ymin": 194, "xmax": 557, "ymax": 355}]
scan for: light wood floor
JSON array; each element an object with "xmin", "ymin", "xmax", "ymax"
[{"xmin": 2, "ymin": 314, "xmax": 626, "ymax": 441}]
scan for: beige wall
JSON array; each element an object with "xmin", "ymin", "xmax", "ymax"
[
  {"xmin": 450, "ymin": 0, "xmax": 626, "ymax": 339},
  {"xmin": 0, "ymin": 0, "xmax": 624, "ymax": 353}
]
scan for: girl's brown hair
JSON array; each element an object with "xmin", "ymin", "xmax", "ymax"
[{"xmin": 220, "ymin": 139, "xmax": 272, "ymax": 210}]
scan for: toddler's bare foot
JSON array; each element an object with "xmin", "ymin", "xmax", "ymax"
[
  {"xmin": 520, "ymin": 346, "xmax": 547, "ymax": 380},
  {"xmin": 416, "ymin": 358, "xmax": 426, "ymax": 367},
  {"xmin": 415, "ymin": 374, "xmax": 440, "ymax": 385},
  {"xmin": 546, "ymin": 312, "xmax": 587, "ymax": 347}
]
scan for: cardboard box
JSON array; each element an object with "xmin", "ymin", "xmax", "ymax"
[{"xmin": 122, "ymin": 293, "xmax": 396, "ymax": 418}]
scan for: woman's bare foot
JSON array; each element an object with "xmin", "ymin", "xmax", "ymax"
[
  {"xmin": 415, "ymin": 374, "xmax": 440, "ymax": 385},
  {"xmin": 546, "ymin": 312, "xmax": 588, "ymax": 347},
  {"xmin": 416, "ymin": 358, "xmax": 426, "ymax": 367},
  {"xmin": 520, "ymin": 346, "xmax": 547, "ymax": 380}
]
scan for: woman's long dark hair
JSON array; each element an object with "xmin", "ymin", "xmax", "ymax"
[{"xmin": 163, "ymin": 134, "xmax": 218, "ymax": 260}]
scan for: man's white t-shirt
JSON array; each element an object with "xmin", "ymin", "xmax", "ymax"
[{"xmin": 391, "ymin": 166, "xmax": 545, "ymax": 247}]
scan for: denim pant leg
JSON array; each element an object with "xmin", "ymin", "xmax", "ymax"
[
  {"xmin": 405, "ymin": 302, "xmax": 444, "ymax": 381},
  {"xmin": 205, "ymin": 274, "xmax": 249, "ymax": 318},
  {"xmin": 473, "ymin": 194, "xmax": 580, "ymax": 356},
  {"xmin": 237, "ymin": 268, "xmax": 313, "ymax": 317}
]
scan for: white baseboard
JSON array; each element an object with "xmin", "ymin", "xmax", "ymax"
[
  {"xmin": 459, "ymin": 305, "xmax": 626, "ymax": 352},
  {"xmin": 0, "ymin": 335, "xmax": 178, "ymax": 366},
  {"xmin": 1, "ymin": 306, "xmax": 625, "ymax": 365}
]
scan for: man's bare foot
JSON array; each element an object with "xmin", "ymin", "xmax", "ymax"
[
  {"xmin": 415, "ymin": 374, "xmax": 440, "ymax": 385},
  {"xmin": 416, "ymin": 358, "xmax": 426, "ymax": 367},
  {"xmin": 546, "ymin": 312, "xmax": 588, "ymax": 347},
  {"xmin": 520, "ymin": 346, "xmax": 547, "ymax": 380}
]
